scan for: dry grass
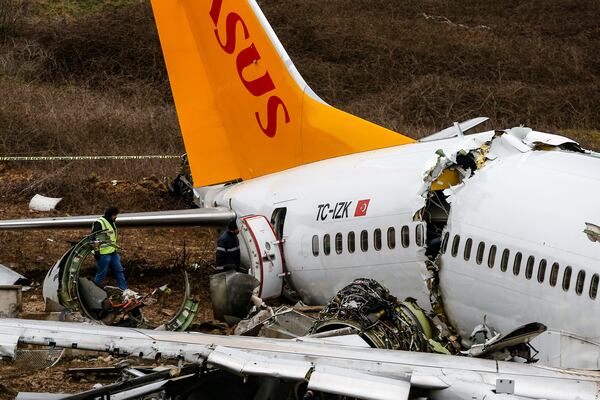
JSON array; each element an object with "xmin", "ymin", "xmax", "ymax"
[
  {"xmin": 0, "ymin": 0, "xmax": 598, "ymax": 212},
  {"xmin": 0, "ymin": 0, "xmax": 30, "ymax": 38},
  {"xmin": 0, "ymin": 76, "xmax": 183, "ymax": 210},
  {"xmin": 560, "ymin": 129, "xmax": 600, "ymax": 151},
  {"xmin": 0, "ymin": 79, "xmax": 181, "ymax": 156},
  {"xmin": 260, "ymin": 0, "xmax": 600, "ymax": 134}
]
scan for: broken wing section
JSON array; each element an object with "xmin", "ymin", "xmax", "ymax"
[
  {"xmin": 1, "ymin": 319, "xmax": 600, "ymax": 400},
  {"xmin": 0, "ymin": 208, "xmax": 235, "ymax": 230}
]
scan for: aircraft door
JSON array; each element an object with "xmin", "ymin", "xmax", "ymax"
[
  {"xmin": 270, "ymin": 207, "xmax": 287, "ymax": 239},
  {"xmin": 240, "ymin": 215, "xmax": 284, "ymax": 299}
]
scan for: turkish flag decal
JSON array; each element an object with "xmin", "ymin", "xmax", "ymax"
[{"xmin": 354, "ymin": 199, "xmax": 370, "ymax": 217}]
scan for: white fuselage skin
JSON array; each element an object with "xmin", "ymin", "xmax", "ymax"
[{"xmin": 208, "ymin": 131, "xmax": 600, "ymax": 369}]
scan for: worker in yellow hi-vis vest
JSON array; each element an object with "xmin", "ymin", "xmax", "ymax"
[{"xmin": 92, "ymin": 207, "xmax": 128, "ymax": 290}]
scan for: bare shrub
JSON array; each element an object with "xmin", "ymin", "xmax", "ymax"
[
  {"xmin": 0, "ymin": 0, "xmax": 29, "ymax": 38},
  {"xmin": 0, "ymin": 79, "xmax": 182, "ymax": 156},
  {"xmin": 0, "ymin": 77, "xmax": 185, "ymax": 211},
  {"xmin": 260, "ymin": 0, "xmax": 600, "ymax": 132},
  {"xmin": 35, "ymin": 2, "xmax": 170, "ymax": 100},
  {"xmin": 0, "ymin": 38, "xmax": 52, "ymax": 79}
]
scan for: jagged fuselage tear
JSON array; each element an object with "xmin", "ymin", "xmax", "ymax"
[{"xmin": 216, "ymin": 129, "xmax": 600, "ymax": 369}]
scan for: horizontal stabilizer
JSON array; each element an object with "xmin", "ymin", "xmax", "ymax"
[
  {"xmin": 419, "ymin": 117, "xmax": 489, "ymax": 142},
  {"xmin": 0, "ymin": 208, "xmax": 235, "ymax": 230}
]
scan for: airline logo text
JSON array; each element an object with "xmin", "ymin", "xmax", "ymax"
[{"xmin": 209, "ymin": 0, "xmax": 290, "ymax": 138}]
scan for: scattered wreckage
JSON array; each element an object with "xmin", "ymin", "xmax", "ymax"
[
  {"xmin": 227, "ymin": 277, "xmax": 545, "ymax": 363},
  {"xmin": 0, "ymin": 229, "xmax": 200, "ymax": 330},
  {"xmin": 42, "ymin": 230, "xmax": 200, "ymax": 330},
  {"xmin": 0, "ymin": 264, "xmax": 31, "ymax": 290},
  {"xmin": 1, "ymin": 122, "xmax": 598, "ymax": 396},
  {"xmin": 15, "ymin": 363, "xmax": 202, "ymax": 400},
  {"xmin": 0, "ymin": 264, "xmax": 31, "ymax": 318},
  {"xmin": 2, "ymin": 314, "xmax": 599, "ymax": 400},
  {"xmin": 2, "ymin": 262, "xmax": 553, "ymax": 399}
]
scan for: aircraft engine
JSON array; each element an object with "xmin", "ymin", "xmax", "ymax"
[
  {"xmin": 310, "ymin": 278, "xmax": 454, "ymax": 354},
  {"xmin": 42, "ymin": 231, "xmax": 199, "ymax": 331}
]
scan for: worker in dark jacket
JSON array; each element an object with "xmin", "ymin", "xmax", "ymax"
[
  {"xmin": 92, "ymin": 207, "xmax": 128, "ymax": 290},
  {"xmin": 215, "ymin": 219, "xmax": 241, "ymax": 271}
]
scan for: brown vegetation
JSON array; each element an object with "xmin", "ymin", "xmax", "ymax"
[
  {"xmin": 262, "ymin": 0, "xmax": 600, "ymax": 133},
  {"xmin": 0, "ymin": 0, "xmax": 598, "ymax": 210}
]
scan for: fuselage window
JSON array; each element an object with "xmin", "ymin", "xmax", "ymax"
[
  {"xmin": 451, "ymin": 235, "xmax": 460, "ymax": 257},
  {"xmin": 525, "ymin": 256, "xmax": 535, "ymax": 280},
  {"xmin": 500, "ymin": 249, "xmax": 510, "ymax": 272},
  {"xmin": 476, "ymin": 241, "xmax": 485, "ymax": 265},
  {"xmin": 348, "ymin": 232, "xmax": 355, "ymax": 253},
  {"xmin": 488, "ymin": 245, "xmax": 497, "ymax": 268},
  {"xmin": 576, "ymin": 270, "xmax": 586, "ymax": 296},
  {"xmin": 323, "ymin": 234, "xmax": 331, "ymax": 256},
  {"xmin": 537, "ymin": 259, "xmax": 547, "ymax": 283},
  {"xmin": 590, "ymin": 274, "xmax": 599, "ymax": 300},
  {"xmin": 513, "ymin": 252, "xmax": 522, "ymax": 276},
  {"xmin": 441, "ymin": 232, "xmax": 449, "ymax": 253},
  {"xmin": 387, "ymin": 227, "xmax": 396, "ymax": 249},
  {"xmin": 374, "ymin": 229, "xmax": 382, "ymax": 251},
  {"xmin": 416, "ymin": 224, "xmax": 424, "ymax": 247},
  {"xmin": 563, "ymin": 266, "xmax": 572, "ymax": 292},
  {"xmin": 401, "ymin": 226, "xmax": 410, "ymax": 248},
  {"xmin": 360, "ymin": 230, "xmax": 368, "ymax": 252},
  {"xmin": 464, "ymin": 238, "xmax": 473, "ymax": 261},
  {"xmin": 335, "ymin": 233, "xmax": 343, "ymax": 255},
  {"xmin": 312, "ymin": 235, "xmax": 319, "ymax": 256},
  {"xmin": 549, "ymin": 263, "xmax": 559, "ymax": 287}
]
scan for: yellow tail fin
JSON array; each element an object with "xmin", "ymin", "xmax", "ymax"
[{"xmin": 151, "ymin": 0, "xmax": 414, "ymax": 186}]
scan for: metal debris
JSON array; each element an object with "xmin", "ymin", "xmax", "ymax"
[
  {"xmin": 210, "ymin": 270, "xmax": 260, "ymax": 322},
  {"xmin": 309, "ymin": 278, "xmax": 452, "ymax": 354},
  {"xmin": 235, "ymin": 305, "xmax": 316, "ymax": 338},
  {"xmin": 0, "ymin": 285, "xmax": 21, "ymax": 318},
  {"xmin": 584, "ymin": 222, "xmax": 600, "ymax": 243},
  {"xmin": 28, "ymin": 194, "xmax": 62, "ymax": 212},
  {"xmin": 1, "ymin": 347, "xmax": 64, "ymax": 380},
  {"xmin": 20, "ymin": 363, "xmax": 201, "ymax": 400},
  {"xmin": 41, "ymin": 230, "xmax": 199, "ymax": 330},
  {"xmin": 0, "ymin": 264, "xmax": 31, "ymax": 290},
  {"xmin": 465, "ymin": 322, "xmax": 546, "ymax": 361}
]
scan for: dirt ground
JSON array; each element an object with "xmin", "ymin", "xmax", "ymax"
[{"xmin": 0, "ymin": 170, "xmax": 227, "ymax": 398}]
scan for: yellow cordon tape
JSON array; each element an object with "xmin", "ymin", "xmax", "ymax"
[{"xmin": 0, "ymin": 155, "xmax": 181, "ymax": 161}]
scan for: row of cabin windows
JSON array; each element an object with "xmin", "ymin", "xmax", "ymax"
[
  {"xmin": 312, "ymin": 224, "xmax": 425, "ymax": 256},
  {"xmin": 442, "ymin": 232, "xmax": 599, "ymax": 299}
]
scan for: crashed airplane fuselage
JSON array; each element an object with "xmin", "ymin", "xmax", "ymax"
[{"xmin": 203, "ymin": 127, "xmax": 600, "ymax": 369}]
